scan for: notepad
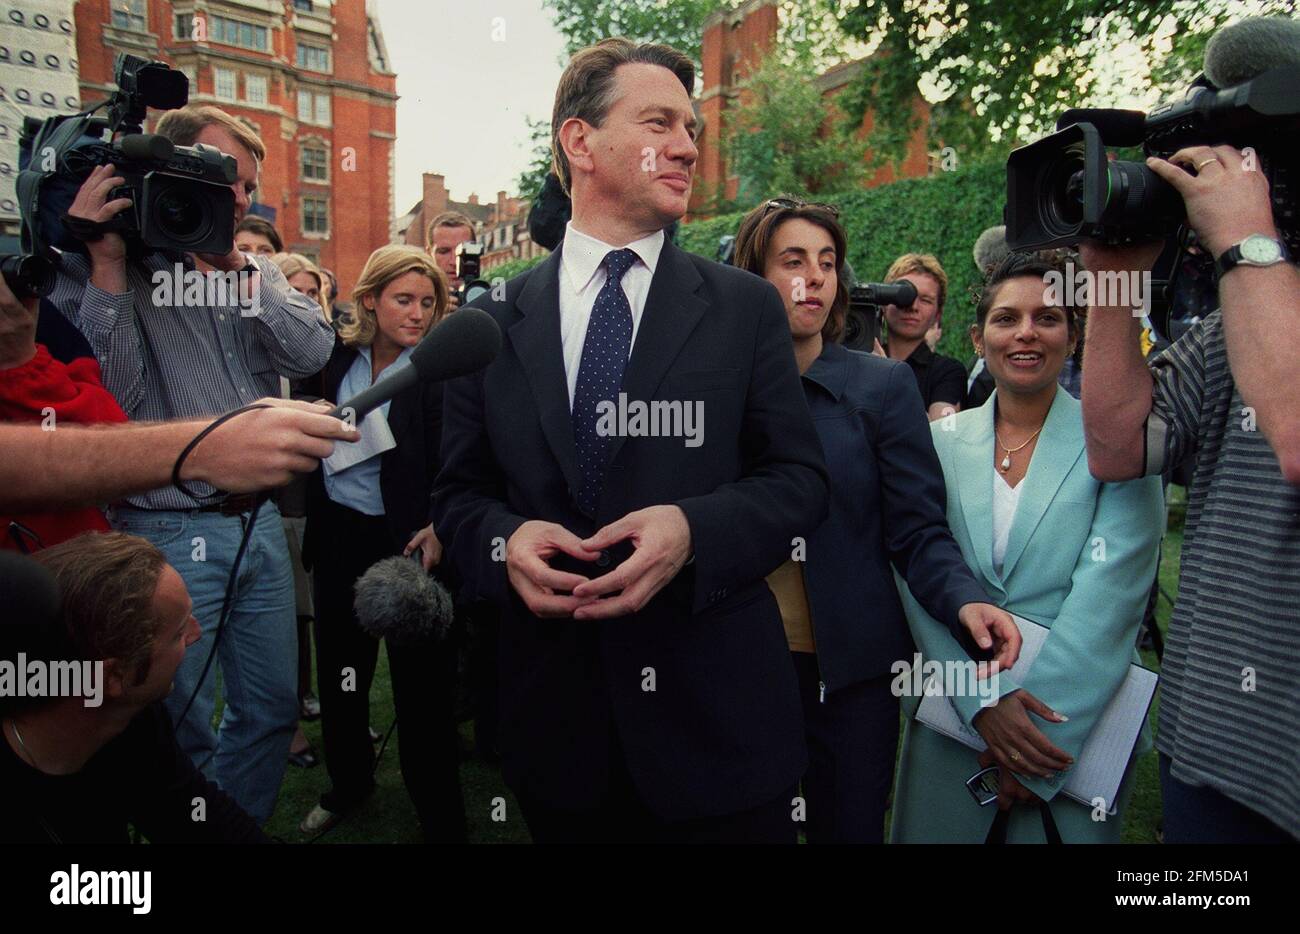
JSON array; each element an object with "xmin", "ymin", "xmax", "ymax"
[{"xmin": 914, "ymin": 614, "xmax": 1157, "ymax": 811}]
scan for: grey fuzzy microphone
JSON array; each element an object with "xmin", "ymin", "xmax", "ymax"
[
  {"xmin": 1204, "ymin": 15, "xmax": 1300, "ymax": 89},
  {"xmin": 353, "ymin": 556, "xmax": 454, "ymax": 645},
  {"xmin": 973, "ymin": 225, "xmax": 1008, "ymax": 274}
]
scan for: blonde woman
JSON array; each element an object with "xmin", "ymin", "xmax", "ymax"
[
  {"xmin": 300, "ymin": 245, "xmax": 464, "ymax": 840},
  {"xmin": 269, "ymin": 252, "xmax": 328, "ymax": 323}
]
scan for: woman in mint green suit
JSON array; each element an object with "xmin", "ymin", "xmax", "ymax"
[{"xmin": 890, "ymin": 252, "xmax": 1164, "ymax": 843}]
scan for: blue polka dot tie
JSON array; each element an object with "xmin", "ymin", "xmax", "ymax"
[{"xmin": 572, "ymin": 248, "xmax": 638, "ymax": 514}]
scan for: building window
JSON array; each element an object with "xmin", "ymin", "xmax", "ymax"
[
  {"xmin": 214, "ymin": 67, "xmax": 236, "ymax": 102},
  {"xmin": 302, "ymin": 195, "xmax": 329, "ymax": 235},
  {"xmin": 175, "ymin": 13, "xmax": 192, "ymax": 39},
  {"xmin": 244, "ymin": 74, "xmax": 268, "ymax": 106},
  {"xmin": 209, "ymin": 15, "xmax": 269, "ymax": 52},
  {"xmin": 294, "ymin": 0, "xmax": 314, "ymax": 11},
  {"xmin": 296, "ymin": 44, "xmax": 331, "ymax": 72},
  {"xmin": 111, "ymin": 0, "xmax": 147, "ymax": 32},
  {"xmin": 297, "ymin": 90, "xmax": 330, "ymax": 126},
  {"xmin": 301, "ymin": 147, "xmax": 328, "ymax": 182}
]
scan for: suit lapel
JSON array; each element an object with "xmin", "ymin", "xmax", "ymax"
[
  {"xmin": 999, "ymin": 386, "xmax": 1084, "ymax": 580},
  {"xmin": 509, "ymin": 245, "xmax": 584, "ymax": 499},
  {"xmin": 954, "ymin": 397, "xmax": 1001, "ymax": 592},
  {"xmin": 602, "ymin": 239, "xmax": 708, "ymax": 471}
]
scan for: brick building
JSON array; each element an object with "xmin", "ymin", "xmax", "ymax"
[
  {"xmin": 692, "ymin": 0, "xmax": 934, "ymax": 217},
  {"xmin": 393, "ymin": 171, "xmax": 545, "ymax": 273},
  {"xmin": 68, "ymin": 0, "xmax": 396, "ymax": 296}
]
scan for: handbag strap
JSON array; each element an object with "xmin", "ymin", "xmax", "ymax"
[{"xmin": 984, "ymin": 802, "xmax": 1063, "ymax": 844}]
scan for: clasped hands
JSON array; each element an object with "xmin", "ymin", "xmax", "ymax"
[{"xmin": 505, "ymin": 505, "xmax": 692, "ymax": 619}]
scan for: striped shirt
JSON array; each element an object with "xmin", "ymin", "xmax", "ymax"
[
  {"xmin": 48, "ymin": 250, "xmax": 335, "ymax": 510},
  {"xmin": 1144, "ymin": 310, "xmax": 1299, "ymax": 838}
]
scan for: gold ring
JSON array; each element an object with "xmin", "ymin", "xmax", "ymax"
[
  {"xmin": 1195, "ymin": 158, "xmax": 1218, "ymax": 171},
  {"xmin": 1009, "ymin": 751, "xmax": 1020, "ymax": 761}
]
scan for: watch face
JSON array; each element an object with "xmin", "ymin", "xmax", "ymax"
[{"xmin": 1241, "ymin": 236, "xmax": 1283, "ymax": 264}]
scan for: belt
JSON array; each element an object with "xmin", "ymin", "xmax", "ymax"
[{"xmin": 192, "ymin": 491, "xmax": 272, "ymax": 516}]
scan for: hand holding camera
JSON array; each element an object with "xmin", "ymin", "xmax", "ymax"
[{"xmin": 67, "ymin": 163, "xmax": 132, "ymax": 287}]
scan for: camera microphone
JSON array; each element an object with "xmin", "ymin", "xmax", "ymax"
[
  {"xmin": 327, "ymin": 306, "xmax": 502, "ymax": 422},
  {"xmin": 353, "ymin": 556, "xmax": 454, "ymax": 644},
  {"xmin": 1204, "ymin": 15, "xmax": 1300, "ymax": 89}
]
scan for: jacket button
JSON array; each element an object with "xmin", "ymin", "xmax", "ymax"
[{"xmin": 595, "ymin": 550, "xmax": 611, "ymax": 568}]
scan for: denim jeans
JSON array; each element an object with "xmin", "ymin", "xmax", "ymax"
[
  {"xmin": 1159, "ymin": 753, "xmax": 1296, "ymax": 844},
  {"xmin": 111, "ymin": 502, "xmax": 297, "ymax": 826}
]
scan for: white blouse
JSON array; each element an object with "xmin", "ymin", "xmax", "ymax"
[{"xmin": 992, "ymin": 470, "xmax": 1024, "ymax": 576}]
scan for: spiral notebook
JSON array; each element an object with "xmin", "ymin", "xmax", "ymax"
[{"xmin": 914, "ymin": 614, "xmax": 1157, "ymax": 811}]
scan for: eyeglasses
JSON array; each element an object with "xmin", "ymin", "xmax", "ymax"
[{"xmin": 762, "ymin": 197, "xmax": 840, "ymax": 217}]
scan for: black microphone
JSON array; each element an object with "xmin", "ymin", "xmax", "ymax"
[
  {"xmin": 1204, "ymin": 14, "xmax": 1300, "ymax": 89},
  {"xmin": 327, "ymin": 306, "xmax": 502, "ymax": 422},
  {"xmin": 353, "ymin": 555, "xmax": 454, "ymax": 644}
]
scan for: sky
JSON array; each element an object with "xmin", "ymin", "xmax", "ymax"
[{"xmin": 374, "ymin": 0, "xmax": 568, "ymax": 215}]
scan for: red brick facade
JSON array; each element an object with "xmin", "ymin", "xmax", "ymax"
[
  {"xmin": 73, "ymin": 0, "xmax": 396, "ymax": 297},
  {"xmin": 691, "ymin": 0, "xmax": 933, "ymax": 218}
]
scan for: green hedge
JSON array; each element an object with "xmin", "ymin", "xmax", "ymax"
[{"xmin": 484, "ymin": 160, "xmax": 1007, "ymax": 363}]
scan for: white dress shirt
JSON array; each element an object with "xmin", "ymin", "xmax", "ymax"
[{"xmin": 558, "ymin": 221, "xmax": 666, "ymax": 408}]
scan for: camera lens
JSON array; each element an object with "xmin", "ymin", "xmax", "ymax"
[
  {"xmin": 1045, "ymin": 148, "xmax": 1087, "ymax": 230},
  {"xmin": 154, "ymin": 186, "xmax": 207, "ymax": 242}
]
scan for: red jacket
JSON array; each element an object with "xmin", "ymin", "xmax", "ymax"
[{"xmin": 0, "ymin": 345, "xmax": 127, "ymax": 551}]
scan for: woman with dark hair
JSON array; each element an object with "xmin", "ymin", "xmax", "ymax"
[
  {"xmin": 890, "ymin": 251, "xmax": 1164, "ymax": 843},
  {"xmin": 732, "ymin": 196, "xmax": 1020, "ymax": 843},
  {"xmin": 299, "ymin": 245, "xmax": 465, "ymax": 841}
]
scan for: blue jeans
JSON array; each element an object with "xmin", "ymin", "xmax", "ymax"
[{"xmin": 111, "ymin": 503, "xmax": 297, "ymax": 826}]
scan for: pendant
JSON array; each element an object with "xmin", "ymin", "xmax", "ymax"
[{"xmin": 1000, "ymin": 454, "xmax": 1011, "ymax": 472}]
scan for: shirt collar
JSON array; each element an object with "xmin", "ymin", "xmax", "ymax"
[
  {"xmin": 355, "ymin": 342, "xmax": 415, "ymax": 377},
  {"xmin": 561, "ymin": 220, "xmax": 666, "ymax": 294}
]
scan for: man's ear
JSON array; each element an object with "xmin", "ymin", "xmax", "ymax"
[
  {"xmin": 557, "ymin": 117, "xmax": 595, "ymax": 182},
  {"xmin": 102, "ymin": 658, "xmax": 131, "ymax": 701}
]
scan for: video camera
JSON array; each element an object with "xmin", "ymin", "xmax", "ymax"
[
  {"xmin": 843, "ymin": 280, "xmax": 918, "ymax": 352},
  {"xmin": 1005, "ymin": 65, "xmax": 1300, "ymax": 255},
  {"xmin": 454, "ymin": 241, "xmax": 491, "ymax": 304},
  {"xmin": 15, "ymin": 53, "xmax": 237, "ymax": 264}
]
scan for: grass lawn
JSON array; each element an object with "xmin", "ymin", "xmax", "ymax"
[{"xmin": 265, "ymin": 510, "xmax": 1186, "ymax": 844}]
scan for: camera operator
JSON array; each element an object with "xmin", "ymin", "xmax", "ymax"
[
  {"xmin": 426, "ymin": 211, "xmax": 475, "ymax": 308},
  {"xmin": 1, "ymin": 534, "xmax": 267, "ymax": 843},
  {"xmin": 45, "ymin": 104, "xmax": 335, "ymax": 826},
  {"xmin": 879, "ymin": 253, "xmax": 967, "ymax": 421},
  {"xmin": 1081, "ymin": 143, "xmax": 1300, "ymax": 843}
]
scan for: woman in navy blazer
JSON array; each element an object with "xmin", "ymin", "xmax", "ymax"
[
  {"xmin": 733, "ymin": 198, "xmax": 1020, "ymax": 842},
  {"xmin": 299, "ymin": 246, "xmax": 465, "ymax": 841}
]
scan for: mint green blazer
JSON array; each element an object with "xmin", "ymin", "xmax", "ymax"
[{"xmin": 892, "ymin": 386, "xmax": 1163, "ymax": 834}]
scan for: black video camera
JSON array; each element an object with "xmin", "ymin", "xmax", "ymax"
[
  {"xmin": 1005, "ymin": 65, "xmax": 1300, "ymax": 254},
  {"xmin": 16, "ymin": 53, "xmax": 237, "ymax": 259},
  {"xmin": 0, "ymin": 254, "xmax": 57, "ymax": 300},
  {"xmin": 454, "ymin": 241, "xmax": 491, "ymax": 304},
  {"xmin": 843, "ymin": 280, "xmax": 919, "ymax": 352}
]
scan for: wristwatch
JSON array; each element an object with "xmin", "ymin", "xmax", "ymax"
[{"xmin": 1215, "ymin": 234, "xmax": 1290, "ymax": 278}]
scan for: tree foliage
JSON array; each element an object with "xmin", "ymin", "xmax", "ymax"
[
  {"xmin": 724, "ymin": 47, "xmax": 870, "ymax": 203},
  {"xmin": 831, "ymin": 0, "xmax": 1295, "ymax": 170},
  {"xmin": 541, "ymin": 0, "xmax": 727, "ymax": 61}
]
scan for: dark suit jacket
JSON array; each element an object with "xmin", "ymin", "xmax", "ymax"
[
  {"xmin": 800, "ymin": 341, "xmax": 989, "ymax": 693},
  {"xmin": 433, "ymin": 238, "xmax": 830, "ymax": 821},
  {"xmin": 301, "ymin": 337, "xmax": 444, "ymax": 572}
]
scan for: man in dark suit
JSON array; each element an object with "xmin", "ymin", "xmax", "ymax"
[{"xmin": 433, "ymin": 39, "xmax": 830, "ymax": 843}]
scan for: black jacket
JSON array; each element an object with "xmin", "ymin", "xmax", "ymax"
[
  {"xmin": 799, "ymin": 340, "xmax": 989, "ymax": 693},
  {"xmin": 433, "ymin": 238, "xmax": 829, "ymax": 821},
  {"xmin": 302, "ymin": 336, "xmax": 444, "ymax": 572}
]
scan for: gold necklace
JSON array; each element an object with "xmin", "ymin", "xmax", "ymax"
[{"xmin": 995, "ymin": 422, "xmax": 1045, "ymax": 473}]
